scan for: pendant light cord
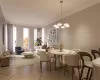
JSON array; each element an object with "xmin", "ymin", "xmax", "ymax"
[{"xmin": 60, "ymin": 0, "xmax": 63, "ymax": 23}]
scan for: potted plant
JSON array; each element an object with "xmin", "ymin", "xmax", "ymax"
[{"xmin": 35, "ymin": 37, "xmax": 42, "ymax": 49}]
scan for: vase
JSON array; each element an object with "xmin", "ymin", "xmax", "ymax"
[{"xmin": 60, "ymin": 48, "xmax": 63, "ymax": 52}]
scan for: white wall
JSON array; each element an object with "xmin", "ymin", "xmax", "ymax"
[
  {"xmin": 0, "ymin": 24, "xmax": 3, "ymax": 46},
  {"xmin": 16, "ymin": 26, "xmax": 23, "ymax": 47},
  {"xmin": 44, "ymin": 3, "xmax": 100, "ymax": 53},
  {"xmin": 0, "ymin": 24, "xmax": 3, "ymax": 55},
  {"xmin": 29, "ymin": 27, "xmax": 34, "ymax": 49},
  {"xmin": 8, "ymin": 24, "xmax": 13, "ymax": 53},
  {"xmin": 37, "ymin": 28, "xmax": 42, "ymax": 38}
]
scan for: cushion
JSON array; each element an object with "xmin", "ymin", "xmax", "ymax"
[{"xmin": 84, "ymin": 61, "xmax": 93, "ymax": 68}]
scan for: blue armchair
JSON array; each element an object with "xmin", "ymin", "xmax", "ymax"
[{"xmin": 15, "ymin": 47, "xmax": 24, "ymax": 55}]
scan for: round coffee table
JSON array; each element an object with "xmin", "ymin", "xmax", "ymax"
[{"xmin": 22, "ymin": 52, "xmax": 34, "ymax": 58}]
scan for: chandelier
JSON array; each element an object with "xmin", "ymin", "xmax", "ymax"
[{"xmin": 53, "ymin": 0, "xmax": 70, "ymax": 28}]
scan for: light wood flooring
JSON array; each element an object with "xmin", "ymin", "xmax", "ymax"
[{"xmin": 0, "ymin": 58, "xmax": 78, "ymax": 80}]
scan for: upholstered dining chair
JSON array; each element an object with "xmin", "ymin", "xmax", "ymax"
[
  {"xmin": 72, "ymin": 49, "xmax": 81, "ymax": 53},
  {"xmin": 98, "ymin": 48, "xmax": 100, "ymax": 53},
  {"xmin": 38, "ymin": 51, "xmax": 51, "ymax": 72},
  {"xmin": 78, "ymin": 52, "xmax": 93, "ymax": 80},
  {"xmin": 91, "ymin": 50, "xmax": 100, "ymax": 59},
  {"xmin": 64, "ymin": 54, "xmax": 81, "ymax": 80}
]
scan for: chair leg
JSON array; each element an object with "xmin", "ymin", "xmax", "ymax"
[
  {"xmin": 86, "ymin": 68, "xmax": 90, "ymax": 80},
  {"xmin": 72, "ymin": 67, "xmax": 74, "ymax": 80},
  {"xmin": 54, "ymin": 54, "xmax": 56, "ymax": 70},
  {"xmin": 49, "ymin": 61, "xmax": 51, "ymax": 72},
  {"xmin": 80, "ymin": 67, "xmax": 84, "ymax": 80},
  {"xmin": 64, "ymin": 64, "xmax": 66, "ymax": 76},
  {"xmin": 77, "ymin": 67, "xmax": 81, "ymax": 80},
  {"xmin": 47, "ymin": 61, "xmax": 49, "ymax": 69},
  {"xmin": 89, "ymin": 69, "xmax": 93, "ymax": 80},
  {"xmin": 64, "ymin": 64, "xmax": 68, "ymax": 76},
  {"xmin": 40, "ymin": 61, "xmax": 42, "ymax": 72}
]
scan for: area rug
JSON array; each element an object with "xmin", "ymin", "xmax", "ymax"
[{"xmin": 10, "ymin": 54, "xmax": 40, "ymax": 68}]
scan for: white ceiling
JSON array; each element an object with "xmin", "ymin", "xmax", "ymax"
[{"xmin": 0, "ymin": 0, "xmax": 100, "ymax": 27}]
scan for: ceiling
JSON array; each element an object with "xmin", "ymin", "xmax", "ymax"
[{"xmin": 0, "ymin": 0, "xmax": 100, "ymax": 27}]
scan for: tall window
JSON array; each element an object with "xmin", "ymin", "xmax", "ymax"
[
  {"xmin": 23, "ymin": 28, "xmax": 29, "ymax": 50},
  {"xmin": 34, "ymin": 28, "xmax": 37, "ymax": 47},
  {"xmin": 42, "ymin": 28, "xmax": 45, "ymax": 45},
  {"xmin": 13, "ymin": 26, "xmax": 17, "ymax": 52}
]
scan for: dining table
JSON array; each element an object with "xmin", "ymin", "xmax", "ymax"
[
  {"xmin": 49, "ymin": 49, "xmax": 77, "ymax": 69},
  {"xmin": 92, "ymin": 58, "xmax": 100, "ymax": 80},
  {"xmin": 49, "ymin": 49, "xmax": 77, "ymax": 55},
  {"xmin": 36, "ymin": 48, "xmax": 77, "ymax": 69}
]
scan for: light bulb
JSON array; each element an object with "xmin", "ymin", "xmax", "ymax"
[
  {"xmin": 57, "ymin": 23, "xmax": 62, "ymax": 26},
  {"xmin": 64, "ymin": 23, "xmax": 70, "ymax": 27},
  {"xmin": 53, "ymin": 25, "xmax": 59, "ymax": 28},
  {"xmin": 56, "ymin": 26, "xmax": 59, "ymax": 28},
  {"xmin": 53, "ymin": 25, "xmax": 57, "ymax": 27},
  {"xmin": 61, "ymin": 26, "xmax": 65, "ymax": 28}
]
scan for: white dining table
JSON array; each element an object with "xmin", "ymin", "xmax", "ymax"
[
  {"xmin": 36, "ymin": 49, "xmax": 77, "ymax": 55},
  {"xmin": 92, "ymin": 58, "xmax": 100, "ymax": 80},
  {"xmin": 36, "ymin": 48, "xmax": 77, "ymax": 69},
  {"xmin": 49, "ymin": 49, "xmax": 77, "ymax": 55},
  {"xmin": 49, "ymin": 49, "xmax": 77, "ymax": 69}
]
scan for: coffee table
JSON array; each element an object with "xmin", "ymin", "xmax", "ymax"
[{"xmin": 22, "ymin": 52, "xmax": 34, "ymax": 58}]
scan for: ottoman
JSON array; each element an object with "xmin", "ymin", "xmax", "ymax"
[{"xmin": 22, "ymin": 52, "xmax": 34, "ymax": 58}]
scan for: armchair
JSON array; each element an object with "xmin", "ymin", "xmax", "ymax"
[{"xmin": 15, "ymin": 47, "xmax": 24, "ymax": 55}]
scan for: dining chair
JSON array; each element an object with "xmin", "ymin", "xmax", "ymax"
[
  {"xmin": 64, "ymin": 54, "xmax": 81, "ymax": 80},
  {"xmin": 72, "ymin": 49, "xmax": 81, "ymax": 53},
  {"xmin": 49, "ymin": 49, "xmax": 62, "ymax": 70},
  {"xmin": 78, "ymin": 52, "xmax": 93, "ymax": 80},
  {"xmin": 91, "ymin": 50, "xmax": 100, "ymax": 59},
  {"xmin": 98, "ymin": 48, "xmax": 100, "ymax": 52},
  {"xmin": 38, "ymin": 51, "xmax": 51, "ymax": 72}
]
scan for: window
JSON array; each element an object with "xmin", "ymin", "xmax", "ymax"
[
  {"xmin": 34, "ymin": 28, "xmax": 37, "ymax": 47},
  {"xmin": 42, "ymin": 28, "xmax": 45, "ymax": 45},
  {"xmin": 13, "ymin": 26, "xmax": 17, "ymax": 52},
  {"xmin": 4, "ymin": 24, "xmax": 8, "ymax": 51},
  {"xmin": 23, "ymin": 28, "xmax": 29, "ymax": 50}
]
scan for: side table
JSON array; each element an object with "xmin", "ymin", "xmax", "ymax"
[{"xmin": 0, "ymin": 56, "xmax": 10, "ymax": 67}]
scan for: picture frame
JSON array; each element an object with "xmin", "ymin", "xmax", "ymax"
[{"xmin": 48, "ymin": 28, "xmax": 57, "ymax": 45}]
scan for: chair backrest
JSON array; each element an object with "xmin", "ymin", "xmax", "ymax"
[
  {"xmin": 78, "ymin": 52, "xmax": 92, "ymax": 65},
  {"xmin": 72, "ymin": 49, "xmax": 81, "ymax": 53},
  {"xmin": 64, "ymin": 54, "xmax": 80, "ymax": 67},
  {"xmin": 91, "ymin": 50, "xmax": 100, "ymax": 59},
  {"xmin": 38, "ymin": 51, "xmax": 50, "ymax": 61},
  {"xmin": 15, "ymin": 47, "xmax": 21, "ymax": 50},
  {"xmin": 99, "ymin": 48, "xmax": 100, "ymax": 52}
]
